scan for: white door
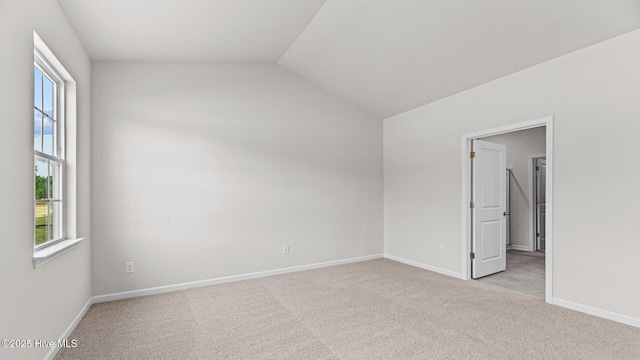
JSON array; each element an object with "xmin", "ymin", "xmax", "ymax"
[
  {"xmin": 535, "ymin": 158, "xmax": 547, "ymax": 250},
  {"xmin": 472, "ymin": 140, "xmax": 507, "ymax": 279}
]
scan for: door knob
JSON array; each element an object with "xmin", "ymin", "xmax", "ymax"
[{"xmin": 503, "ymin": 212, "xmax": 510, "ymax": 216}]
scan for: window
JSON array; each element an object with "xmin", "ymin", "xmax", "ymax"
[
  {"xmin": 32, "ymin": 32, "xmax": 82, "ymax": 268},
  {"xmin": 34, "ymin": 52, "xmax": 64, "ymax": 248}
]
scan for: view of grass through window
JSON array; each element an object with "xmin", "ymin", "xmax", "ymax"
[{"xmin": 34, "ymin": 167, "xmax": 53, "ymax": 245}]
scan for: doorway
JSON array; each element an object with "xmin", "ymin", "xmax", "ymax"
[{"xmin": 461, "ymin": 117, "xmax": 553, "ymax": 303}]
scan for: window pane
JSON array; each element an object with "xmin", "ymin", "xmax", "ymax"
[
  {"xmin": 34, "ymin": 202, "xmax": 47, "ymax": 246},
  {"xmin": 43, "ymin": 118, "xmax": 54, "ymax": 156},
  {"xmin": 52, "ymin": 202, "xmax": 62, "ymax": 240},
  {"xmin": 35, "ymin": 159, "xmax": 49, "ymax": 200},
  {"xmin": 34, "ymin": 66, "xmax": 42, "ymax": 110},
  {"xmin": 43, "ymin": 75, "xmax": 54, "ymax": 118},
  {"xmin": 34, "ymin": 110, "xmax": 43, "ymax": 152}
]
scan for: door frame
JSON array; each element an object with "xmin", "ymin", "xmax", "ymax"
[
  {"xmin": 529, "ymin": 155, "xmax": 546, "ymax": 251},
  {"xmin": 461, "ymin": 116, "xmax": 554, "ymax": 303}
]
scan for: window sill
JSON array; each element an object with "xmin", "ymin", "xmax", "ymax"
[{"xmin": 33, "ymin": 238, "xmax": 84, "ymax": 269}]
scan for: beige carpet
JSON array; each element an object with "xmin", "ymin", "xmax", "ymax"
[{"xmin": 56, "ymin": 259, "xmax": 640, "ymax": 359}]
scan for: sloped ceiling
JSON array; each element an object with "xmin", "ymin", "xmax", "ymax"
[
  {"xmin": 57, "ymin": 0, "xmax": 640, "ymax": 118},
  {"xmin": 56, "ymin": 0, "xmax": 327, "ymax": 62}
]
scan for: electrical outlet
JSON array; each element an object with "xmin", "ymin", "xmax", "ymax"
[
  {"xmin": 282, "ymin": 245, "xmax": 289, "ymax": 254},
  {"xmin": 125, "ymin": 261, "xmax": 135, "ymax": 274},
  {"xmin": 438, "ymin": 245, "xmax": 445, "ymax": 254}
]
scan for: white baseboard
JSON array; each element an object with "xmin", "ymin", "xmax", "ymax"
[
  {"xmin": 44, "ymin": 297, "xmax": 93, "ymax": 360},
  {"xmin": 384, "ymin": 253, "xmax": 465, "ymax": 280},
  {"xmin": 509, "ymin": 244, "xmax": 532, "ymax": 251},
  {"xmin": 552, "ymin": 297, "xmax": 640, "ymax": 328},
  {"xmin": 93, "ymin": 254, "xmax": 384, "ymax": 303}
]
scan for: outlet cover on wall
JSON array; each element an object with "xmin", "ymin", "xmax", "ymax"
[
  {"xmin": 438, "ymin": 245, "xmax": 445, "ymax": 254},
  {"xmin": 283, "ymin": 245, "xmax": 289, "ymax": 254},
  {"xmin": 125, "ymin": 261, "xmax": 135, "ymax": 274}
]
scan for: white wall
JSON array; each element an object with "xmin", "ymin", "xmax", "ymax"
[
  {"xmin": 482, "ymin": 127, "xmax": 546, "ymax": 249},
  {"xmin": 91, "ymin": 62, "xmax": 383, "ymax": 296},
  {"xmin": 384, "ymin": 29, "xmax": 640, "ymax": 320},
  {"xmin": 0, "ymin": 1, "xmax": 92, "ymax": 360}
]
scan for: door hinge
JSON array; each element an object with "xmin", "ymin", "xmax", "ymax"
[
  {"xmin": 536, "ymin": 199, "xmax": 540, "ymax": 205},
  {"xmin": 536, "ymin": 166, "xmax": 540, "ymax": 171},
  {"xmin": 470, "ymin": 252, "xmax": 475, "ymax": 259},
  {"xmin": 470, "ymin": 201, "xmax": 475, "ymax": 209},
  {"xmin": 470, "ymin": 151, "xmax": 475, "ymax": 158}
]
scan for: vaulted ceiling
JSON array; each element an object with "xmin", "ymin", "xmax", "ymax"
[{"xmin": 57, "ymin": 0, "xmax": 640, "ymax": 118}]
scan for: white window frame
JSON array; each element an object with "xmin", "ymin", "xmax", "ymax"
[
  {"xmin": 34, "ymin": 51, "xmax": 66, "ymax": 250},
  {"xmin": 32, "ymin": 32, "xmax": 83, "ymax": 268}
]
